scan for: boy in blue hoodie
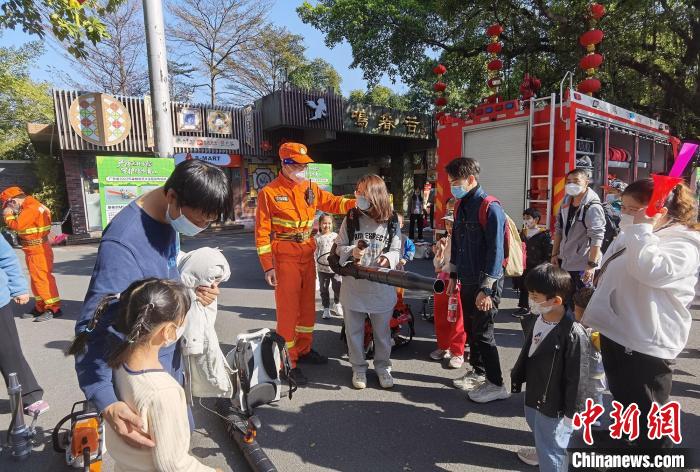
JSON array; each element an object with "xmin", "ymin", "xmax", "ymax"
[{"xmin": 0, "ymin": 236, "xmax": 48, "ymax": 416}]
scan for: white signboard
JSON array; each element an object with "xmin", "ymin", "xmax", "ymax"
[
  {"xmin": 174, "ymin": 153, "xmax": 241, "ymax": 167},
  {"xmin": 173, "ymin": 135, "xmax": 240, "ymax": 150}
]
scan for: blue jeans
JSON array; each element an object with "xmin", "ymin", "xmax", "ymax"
[{"xmin": 525, "ymin": 405, "xmax": 573, "ymax": 472}]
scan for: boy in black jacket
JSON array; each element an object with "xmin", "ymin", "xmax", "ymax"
[
  {"xmin": 511, "ymin": 263, "xmax": 591, "ymax": 471},
  {"xmin": 514, "ymin": 208, "xmax": 552, "ymax": 318}
]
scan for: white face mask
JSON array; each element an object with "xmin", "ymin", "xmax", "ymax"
[
  {"xmin": 165, "ymin": 203, "xmax": 207, "ymax": 237},
  {"xmin": 165, "ymin": 322, "xmax": 186, "ymax": 348},
  {"xmin": 529, "ymin": 298, "xmax": 555, "ymax": 316},
  {"xmin": 565, "ymin": 183, "xmax": 585, "ymax": 197},
  {"xmin": 619, "ymin": 213, "xmax": 635, "ymax": 229},
  {"xmin": 286, "ymin": 166, "xmax": 307, "ymax": 183}
]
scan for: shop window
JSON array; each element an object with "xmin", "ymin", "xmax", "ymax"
[{"xmin": 80, "ymin": 159, "xmax": 102, "ymax": 231}]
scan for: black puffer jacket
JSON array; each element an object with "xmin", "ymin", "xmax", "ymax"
[
  {"xmin": 521, "ymin": 228, "xmax": 552, "ymax": 270},
  {"xmin": 511, "ymin": 313, "xmax": 592, "ymax": 419}
]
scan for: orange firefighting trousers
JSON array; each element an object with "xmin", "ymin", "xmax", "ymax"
[
  {"xmin": 273, "ymin": 240, "xmax": 316, "ymax": 368},
  {"xmin": 23, "ymin": 243, "xmax": 60, "ymax": 312}
]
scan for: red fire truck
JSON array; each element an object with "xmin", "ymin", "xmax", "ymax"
[{"xmin": 434, "ymin": 76, "xmax": 676, "ymax": 230}]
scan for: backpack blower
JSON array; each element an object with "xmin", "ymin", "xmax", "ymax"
[{"xmin": 52, "ymin": 401, "xmax": 105, "ymax": 472}]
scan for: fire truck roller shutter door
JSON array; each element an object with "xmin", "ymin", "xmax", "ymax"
[{"xmin": 462, "ymin": 121, "xmax": 529, "ymax": 225}]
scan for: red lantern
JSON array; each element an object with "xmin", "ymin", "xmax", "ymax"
[
  {"xmin": 433, "ymin": 64, "xmax": 447, "ymax": 75},
  {"xmin": 487, "ymin": 59, "xmax": 503, "ymax": 71},
  {"xmin": 579, "ymin": 29, "xmax": 604, "ymax": 47},
  {"xmin": 486, "ymin": 23, "xmax": 504, "ymax": 37},
  {"xmin": 435, "ymin": 96, "xmax": 448, "ymax": 107},
  {"xmin": 577, "ymin": 78, "xmax": 601, "ymax": 94},
  {"xmin": 435, "ymin": 111, "xmax": 446, "ymax": 121},
  {"xmin": 590, "ymin": 3, "xmax": 606, "ymax": 19},
  {"xmin": 579, "ymin": 53, "xmax": 604, "ymax": 70},
  {"xmin": 486, "ymin": 42, "xmax": 503, "ymax": 54},
  {"xmin": 433, "ymin": 81, "xmax": 447, "ymax": 92}
]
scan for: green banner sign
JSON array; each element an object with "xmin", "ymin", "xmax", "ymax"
[
  {"xmin": 308, "ymin": 163, "xmax": 333, "ymax": 192},
  {"xmin": 96, "ymin": 156, "xmax": 175, "ymax": 229}
]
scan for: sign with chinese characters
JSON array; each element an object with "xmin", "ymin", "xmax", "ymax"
[
  {"xmin": 177, "ymin": 107, "xmax": 203, "ymax": 132},
  {"xmin": 174, "ymin": 153, "xmax": 242, "ymax": 167},
  {"xmin": 96, "ymin": 156, "xmax": 174, "ymax": 229},
  {"xmin": 244, "ymin": 106, "xmax": 254, "ymax": 148},
  {"xmin": 308, "ymin": 163, "xmax": 332, "ymax": 192},
  {"xmin": 344, "ymin": 104, "xmax": 431, "ymax": 139},
  {"xmin": 68, "ymin": 93, "xmax": 131, "ymax": 147},
  {"xmin": 206, "ymin": 110, "xmax": 232, "ymax": 135},
  {"xmin": 173, "ymin": 135, "xmax": 240, "ymax": 150}
]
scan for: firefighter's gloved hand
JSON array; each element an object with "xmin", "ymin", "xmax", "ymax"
[{"xmin": 352, "ymin": 246, "xmax": 366, "ymax": 261}]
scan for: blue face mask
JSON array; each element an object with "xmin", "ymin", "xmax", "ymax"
[
  {"xmin": 165, "ymin": 203, "xmax": 207, "ymax": 236},
  {"xmin": 356, "ymin": 196, "xmax": 371, "ymax": 211},
  {"xmin": 451, "ymin": 185, "xmax": 468, "ymax": 199}
]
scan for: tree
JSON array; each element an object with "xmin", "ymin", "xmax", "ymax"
[
  {"xmin": 288, "ymin": 58, "xmax": 342, "ymax": 93},
  {"xmin": 53, "ymin": 0, "xmax": 194, "ymax": 101},
  {"xmin": 0, "ymin": 42, "xmax": 53, "ymax": 160},
  {"xmin": 0, "ymin": 0, "xmax": 126, "ymax": 58},
  {"xmin": 348, "ymin": 85, "xmax": 408, "ymax": 109},
  {"xmin": 167, "ymin": 0, "xmax": 269, "ymax": 106},
  {"xmin": 299, "ymin": 0, "xmax": 700, "ymax": 137},
  {"xmin": 224, "ymin": 26, "xmax": 306, "ymax": 104}
]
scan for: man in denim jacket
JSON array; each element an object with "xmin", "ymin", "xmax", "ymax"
[{"xmin": 445, "ymin": 157, "xmax": 509, "ymax": 403}]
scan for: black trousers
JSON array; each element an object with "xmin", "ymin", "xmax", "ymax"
[
  {"xmin": 460, "ymin": 278, "xmax": 504, "ymax": 386},
  {"xmin": 318, "ymin": 271, "xmax": 340, "ymax": 308},
  {"xmin": 601, "ymin": 335, "xmax": 673, "ymax": 449},
  {"xmin": 0, "ymin": 303, "xmax": 43, "ymax": 405},
  {"xmin": 409, "ymin": 213, "xmax": 424, "ymax": 240},
  {"xmin": 429, "ymin": 205, "xmax": 435, "ymax": 229}
]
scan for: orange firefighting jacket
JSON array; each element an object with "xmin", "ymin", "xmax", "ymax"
[
  {"xmin": 255, "ymin": 173, "xmax": 354, "ymax": 272},
  {"xmin": 3, "ymin": 196, "xmax": 52, "ymax": 253}
]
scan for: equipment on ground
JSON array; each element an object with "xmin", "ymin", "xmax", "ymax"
[
  {"xmin": 52, "ymin": 400, "xmax": 104, "ymax": 471},
  {"xmin": 3, "ymin": 373, "xmax": 39, "ymax": 462}
]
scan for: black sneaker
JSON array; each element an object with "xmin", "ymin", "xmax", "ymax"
[
  {"xmin": 282, "ymin": 367, "xmax": 308, "ymax": 386},
  {"xmin": 21, "ymin": 307, "xmax": 41, "ymax": 319},
  {"xmin": 297, "ymin": 349, "xmax": 328, "ymax": 365},
  {"xmin": 34, "ymin": 309, "xmax": 63, "ymax": 323}
]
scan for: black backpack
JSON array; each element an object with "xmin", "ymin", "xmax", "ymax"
[
  {"xmin": 581, "ymin": 200, "xmax": 620, "ymax": 254},
  {"xmin": 327, "ymin": 208, "xmax": 400, "ymax": 274}
]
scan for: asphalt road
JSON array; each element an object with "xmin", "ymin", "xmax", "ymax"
[{"xmin": 0, "ymin": 232, "xmax": 698, "ymax": 471}]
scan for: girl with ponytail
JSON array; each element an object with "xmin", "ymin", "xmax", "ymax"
[
  {"xmin": 582, "ymin": 179, "xmax": 700, "ymax": 449},
  {"xmin": 68, "ymin": 278, "xmax": 220, "ymax": 472}
]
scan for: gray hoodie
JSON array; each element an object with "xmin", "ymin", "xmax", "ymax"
[{"xmin": 555, "ymin": 187, "xmax": 606, "ymax": 272}]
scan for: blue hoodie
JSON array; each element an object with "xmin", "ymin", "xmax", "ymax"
[{"xmin": 0, "ymin": 236, "xmax": 28, "ymax": 307}]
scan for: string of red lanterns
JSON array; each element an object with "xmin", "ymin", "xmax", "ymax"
[
  {"xmin": 485, "ymin": 23, "xmax": 504, "ymax": 103},
  {"xmin": 433, "ymin": 63, "xmax": 448, "ymax": 119},
  {"xmin": 577, "ymin": 3, "xmax": 606, "ymax": 95}
]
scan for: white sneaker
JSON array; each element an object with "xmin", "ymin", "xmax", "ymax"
[
  {"xmin": 448, "ymin": 355, "xmax": 464, "ymax": 369},
  {"xmin": 468, "ymin": 380, "xmax": 511, "ymax": 403},
  {"xmin": 322, "ymin": 308, "xmax": 331, "ymax": 319},
  {"xmin": 453, "ymin": 370, "xmax": 485, "ymax": 391},
  {"xmin": 517, "ymin": 447, "xmax": 539, "ymax": 466},
  {"xmin": 333, "ymin": 303, "xmax": 344, "ymax": 317},
  {"xmin": 378, "ymin": 371, "xmax": 394, "ymax": 389},
  {"xmin": 429, "ymin": 348, "xmax": 449, "ymax": 360},
  {"xmin": 352, "ymin": 372, "xmax": 367, "ymax": 389}
]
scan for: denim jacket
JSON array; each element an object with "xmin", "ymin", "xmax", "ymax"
[{"xmin": 449, "ymin": 186, "xmax": 505, "ymax": 287}]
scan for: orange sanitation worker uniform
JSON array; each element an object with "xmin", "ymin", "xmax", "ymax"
[
  {"xmin": 255, "ymin": 143, "xmax": 354, "ymax": 367},
  {"xmin": 1, "ymin": 187, "xmax": 61, "ymax": 313}
]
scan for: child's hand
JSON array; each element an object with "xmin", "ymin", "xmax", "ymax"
[
  {"xmin": 352, "ymin": 246, "xmax": 366, "ymax": 261},
  {"xmin": 196, "ymin": 282, "xmax": 220, "ymax": 306}
]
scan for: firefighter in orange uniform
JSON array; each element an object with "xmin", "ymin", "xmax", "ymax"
[
  {"xmin": 1, "ymin": 187, "xmax": 62, "ymax": 322},
  {"xmin": 255, "ymin": 143, "xmax": 354, "ymax": 385}
]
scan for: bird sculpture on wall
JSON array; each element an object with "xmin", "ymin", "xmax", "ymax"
[{"xmin": 306, "ymin": 98, "xmax": 328, "ymax": 120}]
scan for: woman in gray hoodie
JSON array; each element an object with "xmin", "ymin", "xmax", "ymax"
[{"xmin": 335, "ymin": 174, "xmax": 401, "ymax": 390}]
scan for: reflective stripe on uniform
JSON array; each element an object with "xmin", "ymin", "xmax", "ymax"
[
  {"xmin": 16, "ymin": 225, "xmax": 51, "ymax": 235},
  {"xmin": 285, "ymin": 340, "xmax": 296, "ymax": 349},
  {"xmin": 35, "ymin": 296, "xmax": 43, "ymax": 301},
  {"xmin": 271, "ymin": 217, "xmax": 313, "ymax": 229},
  {"xmin": 4, "ymin": 215, "xmax": 16, "ymax": 221},
  {"xmin": 44, "ymin": 297, "xmax": 61, "ymax": 305},
  {"xmin": 340, "ymin": 198, "xmax": 352, "ymax": 213},
  {"xmin": 257, "ymin": 244, "xmax": 272, "ymax": 255},
  {"xmin": 295, "ymin": 325, "xmax": 314, "ymax": 334}
]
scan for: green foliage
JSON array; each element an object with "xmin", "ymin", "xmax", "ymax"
[
  {"xmin": 299, "ymin": 0, "xmax": 700, "ymax": 137},
  {"xmin": 0, "ymin": 42, "xmax": 53, "ymax": 160},
  {"xmin": 0, "ymin": 0, "xmax": 126, "ymax": 58},
  {"xmin": 348, "ymin": 85, "xmax": 409, "ymax": 110},
  {"xmin": 32, "ymin": 154, "xmax": 66, "ymax": 219},
  {"xmin": 288, "ymin": 58, "xmax": 342, "ymax": 93}
]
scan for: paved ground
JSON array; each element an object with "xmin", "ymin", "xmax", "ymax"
[{"xmin": 0, "ymin": 232, "xmax": 699, "ymax": 471}]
